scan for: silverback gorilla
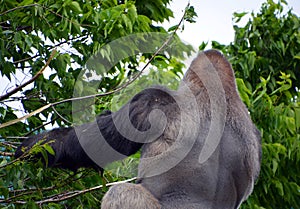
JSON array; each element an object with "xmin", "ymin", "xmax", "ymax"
[
  {"xmin": 101, "ymin": 50, "xmax": 261, "ymax": 209},
  {"xmin": 15, "ymin": 50, "xmax": 261, "ymax": 209}
]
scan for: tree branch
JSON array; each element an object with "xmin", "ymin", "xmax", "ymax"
[
  {"xmin": 0, "ymin": 49, "xmax": 57, "ymax": 101},
  {"xmin": 13, "ymin": 54, "xmax": 39, "ymax": 64},
  {"xmin": 2, "ymin": 170, "xmax": 90, "ymax": 204},
  {"xmin": 0, "ymin": 4, "xmax": 39, "ymax": 16},
  {"xmin": 0, "ymin": 140, "xmax": 21, "ymax": 149},
  {"xmin": 0, "ymin": 104, "xmax": 52, "ymax": 129},
  {"xmin": 0, "ymin": 151, "xmax": 14, "ymax": 157},
  {"xmin": 6, "ymin": 177, "xmax": 137, "ymax": 205}
]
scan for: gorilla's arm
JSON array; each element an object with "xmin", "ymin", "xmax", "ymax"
[{"xmin": 14, "ymin": 87, "xmax": 173, "ymax": 172}]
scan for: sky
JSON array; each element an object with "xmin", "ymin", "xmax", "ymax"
[{"xmin": 164, "ymin": 0, "xmax": 300, "ymax": 48}]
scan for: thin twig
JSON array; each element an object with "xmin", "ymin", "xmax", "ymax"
[
  {"xmin": 0, "ymin": 49, "xmax": 57, "ymax": 101},
  {"xmin": 2, "ymin": 170, "xmax": 89, "ymax": 204},
  {"xmin": 8, "ymin": 177, "xmax": 137, "ymax": 205},
  {"xmin": 51, "ymin": 106, "xmax": 72, "ymax": 125},
  {"xmin": 12, "ymin": 35, "xmax": 87, "ymax": 65},
  {"xmin": 0, "ymin": 140, "xmax": 22, "ymax": 148},
  {"xmin": 50, "ymin": 33, "xmax": 181, "ymax": 106},
  {"xmin": 13, "ymin": 54, "xmax": 39, "ymax": 64},
  {"xmin": 24, "ymin": 117, "xmax": 57, "ymax": 137},
  {"xmin": 0, "ymin": 151, "xmax": 14, "ymax": 157},
  {"xmin": 39, "ymin": 5, "xmax": 95, "ymax": 28},
  {"xmin": 0, "ymin": 4, "xmax": 39, "ymax": 16}
]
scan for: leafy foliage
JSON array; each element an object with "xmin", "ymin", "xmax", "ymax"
[{"xmin": 210, "ymin": 0, "xmax": 300, "ymax": 208}]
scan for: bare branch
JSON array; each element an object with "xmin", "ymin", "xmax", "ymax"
[
  {"xmin": 0, "ymin": 140, "xmax": 22, "ymax": 148},
  {"xmin": 6, "ymin": 177, "xmax": 137, "ymax": 205},
  {"xmin": 0, "ymin": 151, "xmax": 14, "ymax": 157},
  {"xmin": 0, "ymin": 104, "xmax": 52, "ymax": 129},
  {"xmin": 13, "ymin": 54, "xmax": 39, "ymax": 64},
  {"xmin": 1, "ymin": 170, "xmax": 89, "ymax": 204},
  {"xmin": 51, "ymin": 106, "xmax": 72, "ymax": 125}
]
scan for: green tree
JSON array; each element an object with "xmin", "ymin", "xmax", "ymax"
[
  {"xmin": 210, "ymin": 0, "xmax": 300, "ymax": 208},
  {"xmin": 0, "ymin": 0, "xmax": 194, "ymax": 208}
]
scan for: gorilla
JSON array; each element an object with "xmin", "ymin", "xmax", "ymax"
[
  {"xmin": 15, "ymin": 50, "xmax": 261, "ymax": 209},
  {"xmin": 101, "ymin": 50, "xmax": 261, "ymax": 209}
]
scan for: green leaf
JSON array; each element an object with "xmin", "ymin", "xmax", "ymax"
[
  {"xmin": 121, "ymin": 14, "xmax": 133, "ymax": 33},
  {"xmin": 272, "ymin": 159, "xmax": 278, "ymax": 174},
  {"xmin": 18, "ymin": 0, "xmax": 34, "ymax": 6},
  {"xmin": 2, "ymin": 30, "xmax": 14, "ymax": 35},
  {"xmin": 44, "ymin": 143, "xmax": 55, "ymax": 155},
  {"xmin": 184, "ymin": 5, "xmax": 197, "ymax": 23},
  {"xmin": 127, "ymin": 4, "xmax": 137, "ymax": 23},
  {"xmin": 233, "ymin": 12, "xmax": 248, "ymax": 18},
  {"xmin": 25, "ymin": 36, "xmax": 33, "ymax": 47},
  {"xmin": 295, "ymin": 108, "xmax": 300, "ymax": 130},
  {"xmin": 274, "ymin": 180, "xmax": 284, "ymax": 196},
  {"xmin": 70, "ymin": 1, "xmax": 82, "ymax": 13},
  {"xmin": 236, "ymin": 78, "xmax": 251, "ymax": 107},
  {"xmin": 0, "ymin": 158, "xmax": 7, "ymax": 167},
  {"xmin": 168, "ymin": 25, "xmax": 179, "ymax": 32},
  {"xmin": 233, "ymin": 12, "xmax": 248, "ymax": 23},
  {"xmin": 198, "ymin": 41, "xmax": 208, "ymax": 51},
  {"xmin": 14, "ymin": 32, "xmax": 22, "ymax": 44},
  {"xmin": 293, "ymin": 55, "xmax": 300, "ymax": 60}
]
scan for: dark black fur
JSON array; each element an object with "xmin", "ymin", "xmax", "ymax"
[
  {"xmin": 15, "ymin": 126, "xmax": 96, "ymax": 171},
  {"xmin": 15, "ymin": 88, "xmax": 176, "ymax": 172}
]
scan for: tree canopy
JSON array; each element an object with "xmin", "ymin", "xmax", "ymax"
[{"xmin": 0, "ymin": 0, "xmax": 299, "ymax": 208}]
